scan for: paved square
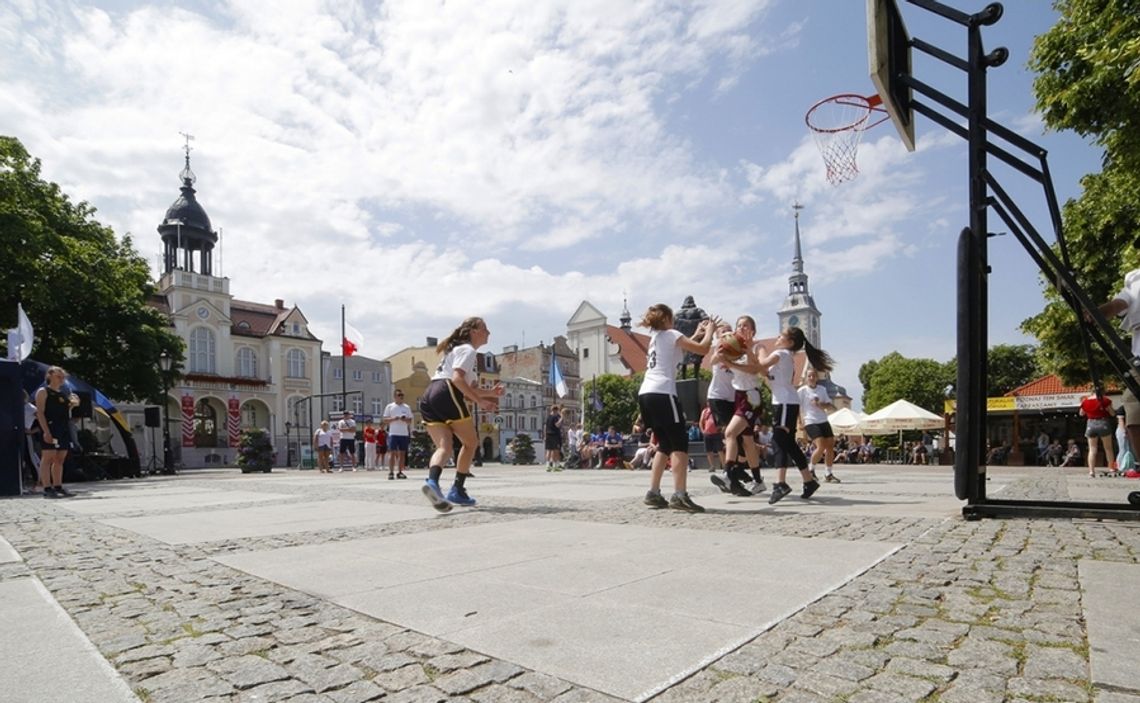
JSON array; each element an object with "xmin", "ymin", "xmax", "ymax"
[
  {"xmin": 100, "ymin": 500, "xmax": 434, "ymax": 544},
  {"xmin": 216, "ymin": 518, "xmax": 902, "ymax": 700},
  {"xmin": 1080, "ymin": 560, "xmax": 1140, "ymax": 695},
  {"xmin": 59, "ymin": 489, "xmax": 291, "ymax": 515}
]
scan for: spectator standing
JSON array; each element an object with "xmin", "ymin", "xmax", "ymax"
[
  {"xmin": 382, "ymin": 390, "xmax": 414, "ymax": 479},
  {"xmin": 699, "ymin": 403, "xmax": 723, "ymax": 473},
  {"xmin": 1116, "ymin": 406, "xmax": 1133, "ymax": 472},
  {"xmin": 328, "ymin": 423, "xmax": 341, "ymax": 470},
  {"xmin": 314, "ymin": 421, "xmax": 333, "ymax": 473},
  {"xmin": 362, "ymin": 419, "xmax": 378, "ymax": 470},
  {"xmin": 1036, "ymin": 429, "xmax": 1051, "ymax": 465},
  {"xmin": 336, "ymin": 411, "xmax": 357, "ymax": 471},
  {"xmin": 1079, "ymin": 390, "xmax": 1115, "ymax": 477},
  {"xmin": 34, "ymin": 366, "xmax": 76, "ymax": 498},
  {"xmin": 544, "ymin": 404, "xmax": 563, "ymax": 471}
]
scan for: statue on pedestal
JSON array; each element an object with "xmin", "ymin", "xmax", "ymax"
[{"xmin": 673, "ymin": 295, "xmax": 708, "ymax": 379}]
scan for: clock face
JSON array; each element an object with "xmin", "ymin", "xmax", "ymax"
[
  {"xmin": 196, "ymin": 306, "xmax": 210, "ymax": 320},
  {"xmin": 788, "ymin": 314, "xmax": 800, "ymax": 328}
]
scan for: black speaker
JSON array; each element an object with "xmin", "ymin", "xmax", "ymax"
[
  {"xmin": 144, "ymin": 407, "xmax": 161, "ymax": 428},
  {"xmin": 73, "ymin": 391, "xmax": 93, "ymax": 419},
  {"xmin": 0, "ymin": 360, "xmax": 22, "ymax": 496},
  {"xmin": 676, "ymin": 378, "xmax": 701, "ymax": 423}
]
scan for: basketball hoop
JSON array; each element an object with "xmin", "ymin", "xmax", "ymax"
[{"xmin": 805, "ymin": 93, "xmax": 889, "ymax": 186}]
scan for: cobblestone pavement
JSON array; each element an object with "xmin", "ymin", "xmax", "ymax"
[{"xmin": 2, "ymin": 465, "xmax": 1139, "ymax": 703}]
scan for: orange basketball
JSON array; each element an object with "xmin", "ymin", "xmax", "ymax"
[{"xmin": 717, "ymin": 331, "xmax": 747, "ymax": 357}]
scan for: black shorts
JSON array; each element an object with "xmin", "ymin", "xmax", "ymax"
[
  {"xmin": 637, "ymin": 393, "xmax": 687, "ymax": 454},
  {"xmin": 339, "ymin": 438, "xmax": 356, "ymax": 453},
  {"xmin": 709, "ymin": 399, "xmax": 735, "ymax": 428},
  {"xmin": 43, "ymin": 422, "xmax": 73, "ymax": 453},
  {"xmin": 419, "ymin": 379, "xmax": 471, "ymax": 425},
  {"xmin": 771, "ymin": 403, "xmax": 801, "ymax": 431},
  {"xmin": 805, "ymin": 422, "xmax": 834, "ymax": 440},
  {"xmin": 545, "ymin": 435, "xmax": 563, "ymax": 450}
]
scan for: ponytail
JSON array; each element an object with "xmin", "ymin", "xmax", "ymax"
[
  {"xmin": 785, "ymin": 326, "xmax": 834, "ymax": 373},
  {"xmin": 437, "ymin": 317, "xmax": 484, "ymax": 354}
]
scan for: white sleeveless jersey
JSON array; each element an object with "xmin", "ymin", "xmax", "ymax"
[
  {"xmin": 730, "ymin": 365, "xmax": 759, "ymax": 391},
  {"xmin": 432, "ymin": 343, "xmax": 478, "ymax": 381},
  {"xmin": 798, "ymin": 384, "xmax": 831, "ymax": 424},
  {"xmin": 707, "ymin": 363, "xmax": 735, "ymax": 401},
  {"xmin": 639, "ymin": 329, "xmax": 683, "ymax": 396},
  {"xmin": 766, "ymin": 349, "xmax": 797, "ymax": 405}
]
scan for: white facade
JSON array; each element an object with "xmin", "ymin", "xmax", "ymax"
[{"xmin": 566, "ymin": 301, "xmax": 629, "ymax": 379}]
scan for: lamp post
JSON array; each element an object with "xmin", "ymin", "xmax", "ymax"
[{"xmin": 160, "ymin": 352, "xmax": 174, "ymax": 474}]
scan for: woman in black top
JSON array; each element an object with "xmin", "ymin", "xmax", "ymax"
[
  {"xmin": 544, "ymin": 405, "xmax": 564, "ymax": 471},
  {"xmin": 35, "ymin": 366, "xmax": 76, "ymax": 498}
]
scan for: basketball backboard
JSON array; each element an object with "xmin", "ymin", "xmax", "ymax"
[{"xmin": 868, "ymin": 0, "xmax": 915, "ymax": 151}]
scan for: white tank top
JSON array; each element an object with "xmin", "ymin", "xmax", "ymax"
[
  {"xmin": 432, "ymin": 343, "xmax": 478, "ymax": 381},
  {"xmin": 798, "ymin": 384, "xmax": 831, "ymax": 424},
  {"xmin": 766, "ymin": 349, "xmax": 797, "ymax": 405},
  {"xmin": 639, "ymin": 329, "xmax": 683, "ymax": 396},
  {"xmin": 708, "ymin": 364, "xmax": 734, "ymax": 401}
]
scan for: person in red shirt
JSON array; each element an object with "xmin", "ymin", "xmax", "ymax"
[
  {"xmin": 1079, "ymin": 390, "xmax": 1115, "ymax": 477},
  {"xmin": 362, "ymin": 420, "xmax": 378, "ymax": 470}
]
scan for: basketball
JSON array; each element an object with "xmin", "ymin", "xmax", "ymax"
[{"xmin": 718, "ymin": 331, "xmax": 747, "ymax": 357}]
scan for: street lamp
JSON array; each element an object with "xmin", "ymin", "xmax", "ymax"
[{"xmin": 160, "ymin": 351, "xmax": 174, "ymax": 474}]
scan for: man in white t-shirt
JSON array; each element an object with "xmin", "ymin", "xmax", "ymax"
[
  {"xmin": 382, "ymin": 389, "xmax": 414, "ymax": 479},
  {"xmin": 336, "ymin": 411, "xmax": 356, "ymax": 470}
]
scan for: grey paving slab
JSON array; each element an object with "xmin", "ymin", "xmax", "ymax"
[
  {"xmin": 0, "ymin": 577, "xmax": 139, "ymax": 703},
  {"xmin": 59, "ymin": 489, "xmax": 292, "ymax": 515},
  {"xmin": 217, "ymin": 518, "xmax": 900, "ymax": 701},
  {"xmin": 1080, "ymin": 560, "xmax": 1140, "ymax": 694},
  {"xmin": 100, "ymin": 499, "xmax": 434, "ymax": 544},
  {"xmin": 0, "ymin": 535, "xmax": 20, "ymax": 564}
]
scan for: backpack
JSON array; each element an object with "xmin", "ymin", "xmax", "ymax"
[{"xmin": 700, "ymin": 408, "xmax": 717, "ymax": 435}]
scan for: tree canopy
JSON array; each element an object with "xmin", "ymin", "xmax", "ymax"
[
  {"xmin": 1022, "ymin": 0, "xmax": 1140, "ymax": 383},
  {"xmin": 860, "ymin": 352, "xmax": 955, "ymax": 415},
  {"xmin": 0, "ymin": 136, "xmax": 183, "ymax": 401},
  {"xmin": 582, "ymin": 374, "xmax": 642, "ymax": 433}
]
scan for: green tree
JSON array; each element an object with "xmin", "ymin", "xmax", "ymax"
[
  {"xmin": 860, "ymin": 352, "xmax": 955, "ymax": 415},
  {"xmin": 0, "ymin": 136, "xmax": 183, "ymax": 401},
  {"xmin": 985, "ymin": 344, "xmax": 1041, "ymax": 396},
  {"xmin": 582, "ymin": 374, "xmax": 641, "ymax": 433},
  {"xmin": 1023, "ymin": 2, "xmax": 1140, "ymax": 382}
]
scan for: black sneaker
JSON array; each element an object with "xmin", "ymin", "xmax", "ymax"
[
  {"xmin": 801, "ymin": 480, "xmax": 820, "ymax": 499},
  {"xmin": 668, "ymin": 493, "xmax": 705, "ymax": 513},
  {"xmin": 55, "ymin": 486, "xmax": 74, "ymax": 498},
  {"xmin": 388, "ymin": 473, "xmax": 395, "ymax": 480},
  {"xmin": 710, "ymin": 473, "xmax": 731, "ymax": 493},
  {"xmin": 768, "ymin": 482, "xmax": 792, "ymax": 504},
  {"xmin": 729, "ymin": 479, "xmax": 753, "ymax": 497},
  {"xmin": 644, "ymin": 491, "xmax": 668, "ymax": 509},
  {"xmin": 43, "ymin": 486, "xmax": 57, "ymax": 499}
]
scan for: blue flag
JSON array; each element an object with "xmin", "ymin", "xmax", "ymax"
[{"xmin": 550, "ymin": 356, "xmax": 568, "ymax": 398}]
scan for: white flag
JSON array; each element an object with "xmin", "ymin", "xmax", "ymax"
[
  {"xmin": 550, "ymin": 357, "xmax": 568, "ymax": 399},
  {"xmin": 7, "ymin": 303, "xmax": 33, "ymax": 361}
]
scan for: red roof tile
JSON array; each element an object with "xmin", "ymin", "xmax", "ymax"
[
  {"xmin": 1006, "ymin": 373, "xmax": 1117, "ymax": 397},
  {"xmin": 605, "ymin": 325, "xmax": 651, "ymax": 374}
]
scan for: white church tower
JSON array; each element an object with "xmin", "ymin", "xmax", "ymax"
[{"xmin": 776, "ymin": 202, "xmax": 822, "ymax": 347}]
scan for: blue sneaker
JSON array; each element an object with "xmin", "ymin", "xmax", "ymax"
[
  {"xmin": 422, "ymin": 479, "xmax": 452, "ymax": 513},
  {"xmin": 446, "ymin": 484, "xmax": 477, "ymax": 507}
]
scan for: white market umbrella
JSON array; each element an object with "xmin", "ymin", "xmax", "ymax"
[
  {"xmin": 827, "ymin": 407, "xmax": 867, "ymax": 434},
  {"xmin": 860, "ymin": 399, "xmax": 944, "ymax": 432}
]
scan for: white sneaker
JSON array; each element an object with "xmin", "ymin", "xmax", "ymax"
[{"xmin": 748, "ymin": 479, "xmax": 767, "ymax": 494}]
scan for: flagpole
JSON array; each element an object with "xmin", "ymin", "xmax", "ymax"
[{"xmin": 341, "ymin": 304, "xmax": 347, "ymax": 418}]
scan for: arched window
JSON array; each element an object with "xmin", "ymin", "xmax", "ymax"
[
  {"xmin": 530, "ymin": 416, "xmax": 538, "ymax": 431},
  {"xmin": 505, "ymin": 394, "xmax": 513, "ymax": 409},
  {"xmin": 241, "ymin": 403, "xmax": 259, "ymax": 429},
  {"xmin": 189, "ymin": 327, "xmax": 216, "ymax": 373},
  {"xmin": 531, "ymin": 395, "xmax": 538, "ymax": 409},
  {"xmin": 194, "ymin": 399, "xmax": 218, "ymax": 448},
  {"xmin": 236, "ymin": 348, "xmax": 257, "ymax": 378},
  {"xmin": 286, "ymin": 349, "xmax": 306, "ymax": 378}
]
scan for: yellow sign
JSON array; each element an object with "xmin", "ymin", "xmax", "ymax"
[{"xmin": 944, "ymin": 395, "xmax": 1081, "ymax": 413}]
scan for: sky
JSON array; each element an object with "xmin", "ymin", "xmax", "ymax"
[{"xmin": 0, "ymin": 0, "xmax": 1104, "ymax": 409}]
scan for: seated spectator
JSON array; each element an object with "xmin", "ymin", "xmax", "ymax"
[
  {"xmin": 601, "ymin": 425, "xmax": 624, "ymax": 467},
  {"xmin": 686, "ymin": 421, "xmax": 701, "ymax": 442},
  {"xmin": 1046, "ymin": 439, "xmax": 1064, "ymax": 467},
  {"xmin": 631, "ymin": 429, "xmax": 658, "ymax": 469},
  {"xmin": 985, "ymin": 441, "xmax": 1009, "ymax": 466},
  {"xmin": 1061, "ymin": 439, "xmax": 1082, "ymax": 467},
  {"xmin": 912, "ymin": 442, "xmax": 928, "ymax": 465}
]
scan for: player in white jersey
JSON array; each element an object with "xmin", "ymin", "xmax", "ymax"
[
  {"xmin": 419, "ymin": 317, "xmax": 503, "ymax": 512},
  {"xmin": 636, "ymin": 303, "xmax": 719, "ymax": 513},
  {"xmin": 798, "ymin": 368, "xmax": 839, "ymax": 483},
  {"xmin": 707, "ymin": 316, "xmax": 767, "ymax": 497},
  {"xmin": 759, "ymin": 326, "xmax": 836, "ymax": 504}
]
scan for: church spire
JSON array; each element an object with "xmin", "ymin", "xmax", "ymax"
[
  {"xmin": 619, "ymin": 293, "xmax": 632, "ymax": 331},
  {"xmin": 792, "ymin": 200, "xmax": 804, "ymax": 275},
  {"xmin": 777, "ymin": 201, "xmax": 822, "ymax": 347}
]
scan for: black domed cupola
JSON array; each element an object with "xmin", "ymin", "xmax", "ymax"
[{"xmin": 158, "ymin": 135, "xmax": 218, "ymax": 275}]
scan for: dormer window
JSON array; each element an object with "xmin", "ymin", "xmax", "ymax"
[
  {"xmin": 237, "ymin": 321, "xmax": 251, "ymax": 331},
  {"xmin": 291, "ymin": 322, "xmax": 301, "ymax": 335}
]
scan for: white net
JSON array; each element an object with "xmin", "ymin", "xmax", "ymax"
[{"xmin": 805, "ymin": 95, "xmax": 876, "ymax": 186}]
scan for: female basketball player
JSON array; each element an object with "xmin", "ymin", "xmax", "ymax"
[
  {"xmin": 759, "ymin": 326, "xmax": 835, "ymax": 504},
  {"xmin": 419, "ymin": 317, "xmax": 503, "ymax": 512},
  {"xmin": 637, "ymin": 303, "xmax": 719, "ymax": 512},
  {"xmin": 708, "ymin": 316, "xmax": 766, "ymax": 497},
  {"xmin": 798, "ymin": 367, "xmax": 840, "ymax": 483}
]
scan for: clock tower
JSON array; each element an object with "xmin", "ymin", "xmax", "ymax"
[{"xmin": 777, "ymin": 202, "xmax": 822, "ymax": 348}]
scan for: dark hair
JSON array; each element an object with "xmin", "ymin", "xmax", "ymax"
[
  {"xmin": 437, "ymin": 317, "xmax": 484, "ymax": 354},
  {"xmin": 784, "ymin": 326, "xmax": 834, "ymax": 373},
  {"xmin": 639, "ymin": 304, "xmax": 673, "ymax": 331},
  {"xmin": 736, "ymin": 315, "xmax": 756, "ymax": 332}
]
